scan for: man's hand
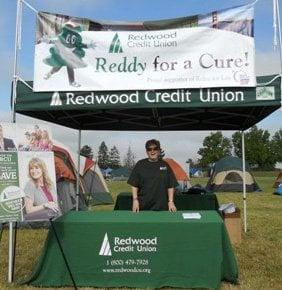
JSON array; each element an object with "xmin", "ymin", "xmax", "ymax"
[
  {"xmin": 132, "ymin": 199, "xmax": 139, "ymax": 213},
  {"xmin": 168, "ymin": 201, "xmax": 177, "ymax": 212}
]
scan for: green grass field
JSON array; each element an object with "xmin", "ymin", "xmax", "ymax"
[{"xmin": 0, "ymin": 173, "xmax": 281, "ymax": 290}]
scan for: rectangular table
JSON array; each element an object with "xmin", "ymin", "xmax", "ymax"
[
  {"xmin": 114, "ymin": 192, "xmax": 219, "ymax": 211},
  {"xmin": 26, "ymin": 211, "xmax": 238, "ymax": 289}
]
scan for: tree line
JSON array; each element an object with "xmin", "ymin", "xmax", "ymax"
[
  {"xmin": 95, "ymin": 126, "xmax": 281, "ymax": 171},
  {"xmin": 97, "ymin": 141, "xmax": 136, "ymax": 169},
  {"xmin": 196, "ymin": 126, "xmax": 282, "ymax": 170}
]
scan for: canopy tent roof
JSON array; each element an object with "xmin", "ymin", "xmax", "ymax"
[{"xmin": 14, "ymin": 75, "xmax": 280, "ymax": 131}]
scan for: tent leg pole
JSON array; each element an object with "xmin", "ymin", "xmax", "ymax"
[
  {"xmin": 241, "ymin": 130, "xmax": 247, "ymax": 233},
  {"xmin": 8, "ymin": 222, "xmax": 14, "ymax": 283},
  {"xmin": 12, "ymin": 222, "xmax": 18, "ymax": 282},
  {"xmin": 49, "ymin": 219, "xmax": 77, "ymax": 290},
  {"xmin": 274, "ymin": 0, "xmax": 282, "ymax": 109},
  {"xmin": 75, "ymin": 130, "xmax": 81, "ymax": 211},
  {"xmin": 11, "ymin": 0, "xmax": 22, "ymax": 123}
]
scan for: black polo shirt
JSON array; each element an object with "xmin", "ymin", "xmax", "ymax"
[{"xmin": 127, "ymin": 158, "xmax": 178, "ymax": 210}]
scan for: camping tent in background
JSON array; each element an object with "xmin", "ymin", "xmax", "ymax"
[
  {"xmin": 110, "ymin": 167, "xmax": 131, "ymax": 181},
  {"xmin": 53, "ymin": 141, "xmax": 113, "ymax": 213},
  {"xmin": 164, "ymin": 158, "xmax": 191, "ymax": 192},
  {"xmin": 273, "ymin": 170, "xmax": 282, "ymax": 188},
  {"xmin": 206, "ymin": 156, "xmax": 261, "ymax": 192},
  {"xmin": 102, "ymin": 168, "xmax": 113, "ymax": 179},
  {"xmin": 190, "ymin": 167, "xmax": 203, "ymax": 177},
  {"xmin": 53, "ymin": 144, "xmax": 87, "ymax": 213},
  {"xmin": 79, "ymin": 157, "xmax": 113, "ymax": 205}
]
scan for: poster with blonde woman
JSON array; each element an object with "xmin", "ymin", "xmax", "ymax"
[{"xmin": 18, "ymin": 151, "xmax": 61, "ymax": 221}]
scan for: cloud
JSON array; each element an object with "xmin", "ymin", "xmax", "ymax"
[
  {"xmin": 255, "ymin": 51, "xmax": 282, "ymax": 75},
  {"xmin": 81, "ymin": 130, "xmax": 208, "ymax": 161},
  {"xmin": 0, "ymin": 111, "xmax": 11, "ymax": 122}
]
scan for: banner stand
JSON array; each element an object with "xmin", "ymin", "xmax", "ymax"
[
  {"xmin": 8, "ymin": 0, "xmax": 22, "ymax": 283},
  {"xmin": 49, "ymin": 218, "xmax": 77, "ymax": 290},
  {"xmin": 8, "ymin": 222, "xmax": 14, "ymax": 282},
  {"xmin": 12, "ymin": 222, "xmax": 18, "ymax": 282},
  {"xmin": 1, "ymin": 222, "xmax": 17, "ymax": 283}
]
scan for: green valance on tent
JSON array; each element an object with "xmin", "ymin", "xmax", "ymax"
[{"xmin": 14, "ymin": 75, "xmax": 280, "ymax": 130}]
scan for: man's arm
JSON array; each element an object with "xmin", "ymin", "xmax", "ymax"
[
  {"xmin": 168, "ymin": 187, "xmax": 177, "ymax": 212},
  {"xmin": 131, "ymin": 186, "xmax": 139, "ymax": 213}
]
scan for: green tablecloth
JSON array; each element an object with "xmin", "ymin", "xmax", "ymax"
[
  {"xmin": 114, "ymin": 192, "xmax": 219, "ymax": 211},
  {"xmin": 26, "ymin": 211, "xmax": 238, "ymax": 289}
]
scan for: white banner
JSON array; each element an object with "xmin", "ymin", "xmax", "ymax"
[{"xmin": 34, "ymin": 4, "xmax": 255, "ymax": 91}]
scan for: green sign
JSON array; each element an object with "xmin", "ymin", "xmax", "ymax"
[
  {"xmin": 15, "ymin": 76, "xmax": 281, "ymax": 111},
  {"xmin": 0, "ymin": 152, "xmax": 23, "ymax": 222}
]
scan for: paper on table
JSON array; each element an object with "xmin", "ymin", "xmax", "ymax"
[{"xmin": 182, "ymin": 212, "xmax": 201, "ymax": 219}]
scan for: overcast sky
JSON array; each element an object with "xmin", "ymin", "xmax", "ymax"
[{"xmin": 0, "ymin": 0, "xmax": 281, "ymax": 168}]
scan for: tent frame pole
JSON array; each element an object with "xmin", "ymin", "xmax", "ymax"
[
  {"xmin": 8, "ymin": 0, "xmax": 23, "ymax": 283},
  {"xmin": 8, "ymin": 223, "xmax": 13, "ymax": 283},
  {"xmin": 49, "ymin": 219, "xmax": 77, "ymax": 289},
  {"xmin": 11, "ymin": 0, "xmax": 22, "ymax": 123},
  {"xmin": 241, "ymin": 130, "xmax": 247, "ymax": 233},
  {"xmin": 275, "ymin": 0, "xmax": 282, "ymax": 70},
  {"xmin": 274, "ymin": 0, "xmax": 282, "ymax": 109},
  {"xmin": 75, "ymin": 130, "xmax": 81, "ymax": 211}
]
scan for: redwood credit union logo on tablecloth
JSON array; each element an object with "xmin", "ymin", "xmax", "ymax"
[
  {"xmin": 99, "ymin": 233, "xmax": 112, "ymax": 256},
  {"xmin": 99, "ymin": 233, "xmax": 158, "ymax": 256}
]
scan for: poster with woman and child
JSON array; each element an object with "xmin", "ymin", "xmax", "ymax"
[{"xmin": 17, "ymin": 124, "xmax": 54, "ymax": 152}]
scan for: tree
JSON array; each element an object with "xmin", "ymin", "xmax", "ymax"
[
  {"xmin": 231, "ymin": 131, "xmax": 242, "ymax": 158},
  {"xmin": 108, "ymin": 146, "xmax": 121, "ymax": 169},
  {"xmin": 97, "ymin": 141, "xmax": 109, "ymax": 169},
  {"xmin": 186, "ymin": 158, "xmax": 194, "ymax": 166},
  {"xmin": 232, "ymin": 126, "xmax": 275, "ymax": 169},
  {"xmin": 198, "ymin": 131, "xmax": 232, "ymax": 167},
  {"xmin": 80, "ymin": 145, "xmax": 93, "ymax": 159},
  {"xmin": 123, "ymin": 145, "xmax": 136, "ymax": 169},
  {"xmin": 160, "ymin": 148, "xmax": 165, "ymax": 158},
  {"xmin": 271, "ymin": 129, "xmax": 282, "ymax": 162}
]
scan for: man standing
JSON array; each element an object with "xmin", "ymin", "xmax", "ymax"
[
  {"xmin": 127, "ymin": 139, "xmax": 178, "ymax": 212},
  {"xmin": 0, "ymin": 124, "xmax": 16, "ymax": 151}
]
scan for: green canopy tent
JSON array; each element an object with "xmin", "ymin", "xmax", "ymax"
[
  {"xmin": 13, "ymin": 74, "xmax": 281, "ymax": 233},
  {"xmin": 8, "ymin": 0, "xmax": 282, "ymax": 236}
]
